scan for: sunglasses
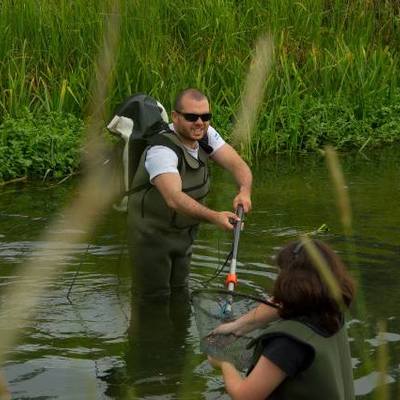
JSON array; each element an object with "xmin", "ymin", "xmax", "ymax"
[{"xmin": 175, "ymin": 110, "xmax": 212, "ymax": 122}]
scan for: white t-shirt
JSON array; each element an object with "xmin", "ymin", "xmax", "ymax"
[{"xmin": 145, "ymin": 124, "xmax": 225, "ymax": 182}]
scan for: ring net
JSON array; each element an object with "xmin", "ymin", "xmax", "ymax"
[{"xmin": 191, "ymin": 289, "xmax": 273, "ymax": 371}]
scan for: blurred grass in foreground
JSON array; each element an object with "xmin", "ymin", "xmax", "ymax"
[{"xmin": 0, "ymin": 1, "xmax": 122, "ymax": 398}]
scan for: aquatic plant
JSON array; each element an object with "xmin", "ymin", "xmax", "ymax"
[{"xmin": 0, "ymin": 112, "xmax": 84, "ymax": 182}]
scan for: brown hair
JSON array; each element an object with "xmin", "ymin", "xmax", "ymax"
[
  {"xmin": 272, "ymin": 239, "xmax": 355, "ymax": 334},
  {"xmin": 174, "ymin": 88, "xmax": 208, "ymax": 111}
]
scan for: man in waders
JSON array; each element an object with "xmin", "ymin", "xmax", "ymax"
[
  {"xmin": 124, "ymin": 88, "xmax": 252, "ymax": 395},
  {"xmin": 128, "ymin": 88, "xmax": 252, "ymax": 301}
]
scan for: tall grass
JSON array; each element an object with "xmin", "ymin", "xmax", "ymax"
[{"xmin": 1, "ymin": 0, "xmax": 399, "ymax": 160}]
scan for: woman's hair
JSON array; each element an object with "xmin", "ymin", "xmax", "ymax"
[{"xmin": 272, "ymin": 239, "xmax": 355, "ymax": 333}]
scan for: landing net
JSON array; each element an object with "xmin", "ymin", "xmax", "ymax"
[{"xmin": 191, "ymin": 288, "xmax": 274, "ymax": 371}]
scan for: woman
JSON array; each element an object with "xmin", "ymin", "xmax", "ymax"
[{"xmin": 208, "ymin": 239, "xmax": 356, "ymax": 400}]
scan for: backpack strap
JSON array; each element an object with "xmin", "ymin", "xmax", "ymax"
[
  {"xmin": 125, "ymin": 134, "xmax": 184, "ymax": 196},
  {"xmin": 198, "ymin": 134, "xmax": 213, "ymax": 155},
  {"xmin": 148, "ymin": 134, "xmax": 184, "ymax": 171}
]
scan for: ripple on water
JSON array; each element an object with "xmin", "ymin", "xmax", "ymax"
[{"xmin": 354, "ymin": 371, "xmax": 396, "ymax": 396}]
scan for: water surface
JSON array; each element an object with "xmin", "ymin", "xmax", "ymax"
[{"xmin": 0, "ymin": 146, "xmax": 399, "ymax": 399}]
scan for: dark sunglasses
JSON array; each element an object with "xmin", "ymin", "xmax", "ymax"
[{"xmin": 175, "ymin": 110, "xmax": 212, "ymax": 122}]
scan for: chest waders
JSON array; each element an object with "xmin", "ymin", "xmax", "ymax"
[
  {"xmin": 127, "ymin": 132, "xmax": 211, "ymax": 299},
  {"xmin": 250, "ymin": 319, "xmax": 355, "ymax": 400}
]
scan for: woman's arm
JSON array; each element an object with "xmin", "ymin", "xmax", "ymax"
[
  {"xmin": 212, "ymin": 303, "xmax": 279, "ymax": 336},
  {"xmin": 209, "ymin": 354, "xmax": 286, "ymax": 400}
]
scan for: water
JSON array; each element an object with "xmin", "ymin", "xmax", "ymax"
[{"xmin": 0, "ymin": 146, "xmax": 399, "ymax": 399}]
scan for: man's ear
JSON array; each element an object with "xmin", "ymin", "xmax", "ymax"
[{"xmin": 171, "ymin": 110, "xmax": 179, "ymax": 124}]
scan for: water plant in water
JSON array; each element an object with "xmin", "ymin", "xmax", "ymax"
[{"xmin": 0, "ymin": 112, "xmax": 84, "ymax": 183}]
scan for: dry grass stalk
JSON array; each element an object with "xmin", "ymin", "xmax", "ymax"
[
  {"xmin": 0, "ymin": 177, "xmax": 27, "ymax": 186},
  {"xmin": 231, "ymin": 34, "xmax": 274, "ymax": 157},
  {"xmin": 375, "ymin": 320, "xmax": 389, "ymax": 400},
  {"xmin": 300, "ymin": 235, "xmax": 344, "ymax": 308},
  {"xmin": 0, "ymin": 1, "xmax": 121, "ymax": 396},
  {"xmin": 0, "ymin": 372, "xmax": 10, "ymax": 400},
  {"xmin": 324, "ymin": 146, "xmax": 353, "ymax": 236}
]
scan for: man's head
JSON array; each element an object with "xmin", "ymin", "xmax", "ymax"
[{"xmin": 172, "ymin": 88, "xmax": 212, "ymax": 146}]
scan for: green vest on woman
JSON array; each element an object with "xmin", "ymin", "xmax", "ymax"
[
  {"xmin": 128, "ymin": 132, "xmax": 211, "ymax": 232},
  {"xmin": 251, "ymin": 319, "xmax": 355, "ymax": 400}
]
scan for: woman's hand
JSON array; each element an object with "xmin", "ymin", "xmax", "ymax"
[
  {"xmin": 208, "ymin": 355, "xmax": 223, "ymax": 369},
  {"xmin": 211, "ymin": 320, "xmax": 239, "ymax": 336}
]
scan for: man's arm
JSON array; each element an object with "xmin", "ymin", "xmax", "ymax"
[
  {"xmin": 153, "ymin": 172, "xmax": 239, "ymax": 230},
  {"xmin": 211, "ymin": 144, "xmax": 252, "ymax": 212}
]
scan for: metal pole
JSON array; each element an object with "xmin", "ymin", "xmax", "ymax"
[{"xmin": 224, "ymin": 205, "xmax": 244, "ymax": 315}]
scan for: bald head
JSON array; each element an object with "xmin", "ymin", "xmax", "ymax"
[{"xmin": 174, "ymin": 88, "xmax": 208, "ymax": 111}]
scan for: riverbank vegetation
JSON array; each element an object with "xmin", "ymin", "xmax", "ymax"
[{"xmin": 1, "ymin": 0, "xmax": 399, "ymax": 180}]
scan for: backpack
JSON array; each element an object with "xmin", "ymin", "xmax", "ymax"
[{"xmin": 106, "ymin": 93, "xmax": 169, "ymax": 212}]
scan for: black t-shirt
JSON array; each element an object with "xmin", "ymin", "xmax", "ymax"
[{"xmin": 261, "ymin": 335, "xmax": 313, "ymax": 377}]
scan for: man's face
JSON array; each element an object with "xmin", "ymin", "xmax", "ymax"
[{"xmin": 172, "ymin": 96, "xmax": 211, "ymax": 144}]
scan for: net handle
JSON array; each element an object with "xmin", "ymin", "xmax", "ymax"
[{"xmin": 226, "ymin": 205, "xmax": 244, "ymax": 291}]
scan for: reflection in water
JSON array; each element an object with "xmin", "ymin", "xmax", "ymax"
[
  {"xmin": 101, "ymin": 290, "xmax": 198, "ymax": 399},
  {"xmin": 0, "ymin": 147, "xmax": 400, "ymax": 398},
  {"xmin": 128, "ymin": 291, "xmax": 191, "ymax": 395}
]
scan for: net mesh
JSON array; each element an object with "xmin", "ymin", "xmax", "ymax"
[{"xmin": 191, "ymin": 289, "xmax": 272, "ymax": 371}]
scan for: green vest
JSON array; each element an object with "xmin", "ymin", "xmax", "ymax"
[
  {"xmin": 128, "ymin": 132, "xmax": 210, "ymax": 231},
  {"xmin": 251, "ymin": 319, "xmax": 355, "ymax": 400}
]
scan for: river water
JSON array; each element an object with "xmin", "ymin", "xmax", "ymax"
[{"xmin": 0, "ymin": 146, "xmax": 399, "ymax": 399}]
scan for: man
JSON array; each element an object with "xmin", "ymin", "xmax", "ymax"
[{"xmin": 128, "ymin": 88, "xmax": 252, "ymax": 300}]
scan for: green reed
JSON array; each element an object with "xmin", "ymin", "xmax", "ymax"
[{"xmin": 1, "ymin": 0, "xmax": 399, "ymax": 161}]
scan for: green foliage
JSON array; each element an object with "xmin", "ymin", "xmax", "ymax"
[
  {"xmin": 0, "ymin": 112, "xmax": 84, "ymax": 182},
  {"xmin": 0, "ymin": 0, "xmax": 400, "ymax": 168},
  {"xmin": 250, "ymin": 90, "xmax": 400, "ymax": 154}
]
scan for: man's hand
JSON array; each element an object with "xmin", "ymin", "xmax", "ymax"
[
  {"xmin": 210, "ymin": 211, "xmax": 240, "ymax": 231},
  {"xmin": 233, "ymin": 191, "xmax": 252, "ymax": 213},
  {"xmin": 154, "ymin": 173, "xmax": 240, "ymax": 231}
]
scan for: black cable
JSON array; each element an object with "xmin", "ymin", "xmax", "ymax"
[
  {"xmin": 66, "ymin": 242, "xmax": 91, "ymax": 304},
  {"xmin": 198, "ymin": 247, "xmax": 233, "ymax": 287}
]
